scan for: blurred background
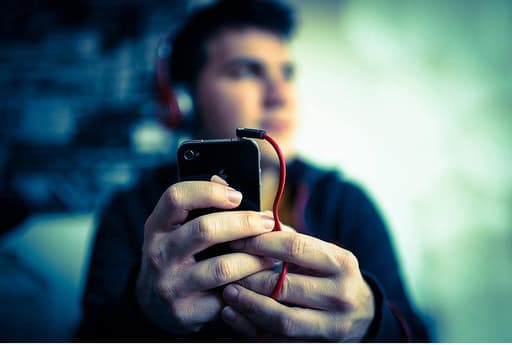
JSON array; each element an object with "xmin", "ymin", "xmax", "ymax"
[{"xmin": 0, "ymin": 0, "xmax": 511, "ymax": 341}]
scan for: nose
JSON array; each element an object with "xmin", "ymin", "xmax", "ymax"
[{"xmin": 263, "ymin": 75, "xmax": 289, "ymax": 110}]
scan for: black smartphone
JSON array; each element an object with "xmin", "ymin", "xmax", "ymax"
[{"xmin": 177, "ymin": 138, "xmax": 261, "ymax": 260}]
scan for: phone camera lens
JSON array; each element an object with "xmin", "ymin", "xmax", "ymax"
[{"xmin": 184, "ymin": 149, "xmax": 196, "ymax": 160}]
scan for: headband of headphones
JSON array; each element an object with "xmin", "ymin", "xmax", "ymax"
[{"xmin": 155, "ymin": 37, "xmax": 193, "ymax": 129}]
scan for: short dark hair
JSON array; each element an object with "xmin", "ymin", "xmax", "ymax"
[{"xmin": 169, "ymin": 0, "xmax": 296, "ymax": 89}]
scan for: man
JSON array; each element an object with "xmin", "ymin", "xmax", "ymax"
[{"xmin": 77, "ymin": 0, "xmax": 430, "ymax": 341}]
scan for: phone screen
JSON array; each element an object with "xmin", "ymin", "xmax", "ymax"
[{"xmin": 177, "ymin": 138, "xmax": 261, "ymax": 260}]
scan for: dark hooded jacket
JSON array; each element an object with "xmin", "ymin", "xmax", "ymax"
[{"xmin": 77, "ymin": 158, "xmax": 430, "ymax": 342}]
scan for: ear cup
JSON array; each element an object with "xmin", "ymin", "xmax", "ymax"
[{"xmin": 155, "ymin": 37, "xmax": 195, "ymax": 130}]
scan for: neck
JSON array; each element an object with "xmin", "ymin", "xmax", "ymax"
[{"xmin": 261, "ymin": 168, "xmax": 280, "ymax": 211}]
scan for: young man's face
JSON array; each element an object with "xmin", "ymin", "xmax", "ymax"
[{"xmin": 195, "ymin": 28, "xmax": 298, "ymax": 161}]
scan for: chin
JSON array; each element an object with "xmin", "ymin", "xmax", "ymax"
[{"xmin": 259, "ymin": 138, "xmax": 295, "ymax": 169}]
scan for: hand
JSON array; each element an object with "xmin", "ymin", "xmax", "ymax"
[
  {"xmin": 136, "ymin": 177, "xmax": 280, "ymax": 334},
  {"xmin": 221, "ymin": 230, "xmax": 375, "ymax": 341}
]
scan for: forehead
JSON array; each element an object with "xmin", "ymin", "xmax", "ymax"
[{"xmin": 204, "ymin": 28, "xmax": 292, "ymax": 67}]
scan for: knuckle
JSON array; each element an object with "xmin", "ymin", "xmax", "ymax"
[
  {"xmin": 286, "ymin": 235, "xmax": 306, "ymax": 259},
  {"xmin": 263, "ymin": 272, "xmax": 281, "ymax": 295},
  {"xmin": 147, "ymin": 251, "xmax": 162, "ymax": 270},
  {"xmin": 332, "ymin": 319, "xmax": 352, "ymax": 339},
  {"xmin": 240, "ymin": 213, "xmax": 256, "ymax": 231},
  {"xmin": 333, "ymin": 249, "xmax": 359, "ymax": 272},
  {"xmin": 342, "ymin": 250, "xmax": 360, "ymax": 272},
  {"xmin": 299, "ymin": 278, "xmax": 314, "ymax": 297},
  {"xmin": 170, "ymin": 300, "xmax": 190, "ymax": 328},
  {"xmin": 276, "ymin": 313, "xmax": 297, "ymax": 337},
  {"xmin": 329, "ymin": 288, "xmax": 351, "ymax": 310},
  {"xmin": 166, "ymin": 184, "xmax": 182, "ymax": 206},
  {"xmin": 205, "ymin": 183, "xmax": 217, "ymax": 200},
  {"xmin": 328, "ymin": 279, "xmax": 355, "ymax": 311},
  {"xmin": 244, "ymin": 297, "xmax": 260, "ymax": 315},
  {"xmin": 144, "ymin": 237, "xmax": 170, "ymax": 271},
  {"xmin": 192, "ymin": 217, "xmax": 216, "ymax": 243},
  {"xmin": 279, "ymin": 274, "xmax": 293, "ymax": 300},
  {"xmin": 173, "ymin": 312, "xmax": 186, "ymax": 329},
  {"xmin": 145, "ymin": 241, "xmax": 167, "ymax": 271},
  {"xmin": 283, "ymin": 274, "xmax": 298, "ymax": 302},
  {"xmin": 212, "ymin": 258, "xmax": 233, "ymax": 283},
  {"xmin": 331, "ymin": 251, "xmax": 345, "ymax": 271},
  {"xmin": 155, "ymin": 279, "xmax": 177, "ymax": 301}
]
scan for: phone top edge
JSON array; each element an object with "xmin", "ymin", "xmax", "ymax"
[
  {"xmin": 177, "ymin": 138, "xmax": 260, "ymax": 156},
  {"xmin": 178, "ymin": 137, "xmax": 256, "ymax": 145}
]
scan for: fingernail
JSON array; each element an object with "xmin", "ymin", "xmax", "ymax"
[
  {"xmin": 263, "ymin": 217, "xmax": 275, "ymax": 230},
  {"xmin": 227, "ymin": 188, "xmax": 242, "ymax": 204},
  {"xmin": 222, "ymin": 306, "xmax": 236, "ymax": 322},
  {"xmin": 224, "ymin": 285, "xmax": 239, "ymax": 300}
]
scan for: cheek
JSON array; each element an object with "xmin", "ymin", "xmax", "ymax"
[
  {"xmin": 288, "ymin": 87, "xmax": 298, "ymax": 113},
  {"xmin": 198, "ymin": 82, "xmax": 261, "ymax": 133}
]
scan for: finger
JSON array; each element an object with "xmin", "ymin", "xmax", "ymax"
[
  {"xmin": 171, "ymin": 292, "xmax": 223, "ymax": 328},
  {"xmin": 221, "ymin": 306, "xmax": 259, "ymax": 338},
  {"xmin": 237, "ymin": 270, "xmax": 338, "ymax": 310},
  {"xmin": 280, "ymin": 223, "xmax": 296, "ymax": 233},
  {"xmin": 210, "ymin": 174, "xmax": 229, "ymax": 186},
  {"xmin": 169, "ymin": 211, "xmax": 275, "ymax": 258},
  {"xmin": 179, "ymin": 252, "xmax": 282, "ymax": 292},
  {"xmin": 231, "ymin": 231, "xmax": 354, "ymax": 275},
  {"xmin": 257, "ymin": 214, "xmax": 296, "ymax": 233},
  {"xmin": 147, "ymin": 181, "xmax": 243, "ymax": 233},
  {"xmin": 223, "ymin": 284, "xmax": 331, "ymax": 339}
]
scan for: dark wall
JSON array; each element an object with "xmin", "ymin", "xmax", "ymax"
[{"xmin": 0, "ymin": 1, "xmax": 187, "ymax": 224}]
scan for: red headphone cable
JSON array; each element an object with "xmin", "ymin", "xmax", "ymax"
[{"xmin": 236, "ymin": 128, "xmax": 288, "ymax": 300}]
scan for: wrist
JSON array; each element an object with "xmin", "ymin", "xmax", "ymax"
[
  {"xmin": 348, "ymin": 278, "xmax": 376, "ymax": 342},
  {"xmin": 360, "ymin": 271, "xmax": 408, "ymax": 342}
]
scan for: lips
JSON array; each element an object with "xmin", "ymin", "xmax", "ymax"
[{"xmin": 260, "ymin": 118, "xmax": 291, "ymax": 135}]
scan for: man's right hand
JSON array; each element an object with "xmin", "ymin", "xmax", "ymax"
[{"xmin": 135, "ymin": 178, "xmax": 278, "ymax": 334}]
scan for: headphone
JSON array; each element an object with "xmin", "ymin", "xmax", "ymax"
[{"xmin": 155, "ymin": 36, "xmax": 194, "ymax": 130}]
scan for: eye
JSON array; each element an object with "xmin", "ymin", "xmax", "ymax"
[
  {"xmin": 282, "ymin": 64, "xmax": 295, "ymax": 82},
  {"xmin": 228, "ymin": 62, "xmax": 263, "ymax": 79}
]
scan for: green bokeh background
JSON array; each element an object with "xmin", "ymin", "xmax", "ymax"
[
  {"xmin": 1, "ymin": 0, "xmax": 509, "ymax": 341},
  {"xmin": 290, "ymin": 0, "xmax": 512, "ymax": 341}
]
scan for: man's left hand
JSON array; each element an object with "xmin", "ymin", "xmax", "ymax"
[{"xmin": 221, "ymin": 230, "xmax": 375, "ymax": 341}]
